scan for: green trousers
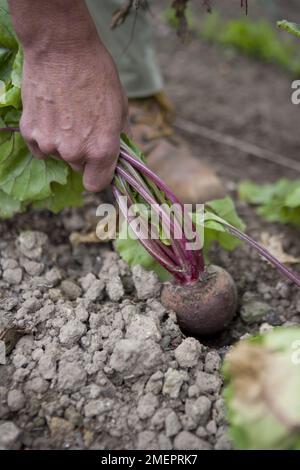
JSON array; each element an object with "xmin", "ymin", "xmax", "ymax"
[{"xmin": 86, "ymin": 0, "xmax": 163, "ymax": 98}]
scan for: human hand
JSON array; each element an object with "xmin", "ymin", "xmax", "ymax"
[{"xmin": 20, "ymin": 40, "xmax": 128, "ymax": 192}]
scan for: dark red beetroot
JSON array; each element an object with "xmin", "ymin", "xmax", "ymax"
[{"xmin": 161, "ymin": 265, "xmax": 238, "ymax": 336}]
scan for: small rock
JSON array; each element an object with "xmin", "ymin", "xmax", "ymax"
[
  {"xmin": 84, "ymin": 399, "xmax": 113, "ymax": 418},
  {"xmin": 158, "ymin": 434, "xmax": 173, "ymax": 450},
  {"xmin": 75, "ymin": 304, "xmax": 89, "ymax": 322},
  {"xmin": 196, "ymin": 426, "xmax": 208, "ymax": 438},
  {"xmin": 188, "ymin": 385, "xmax": 200, "ymax": 398},
  {"xmin": 137, "ymin": 430, "xmax": 159, "ymax": 450},
  {"xmin": 1, "ymin": 258, "xmax": 18, "ymax": 270},
  {"xmin": 206, "ymin": 420, "xmax": 217, "ymax": 435},
  {"xmin": 132, "ymin": 265, "xmax": 161, "ymax": 300},
  {"xmin": 204, "ymin": 351, "xmax": 221, "ymax": 373},
  {"xmin": 137, "ymin": 393, "xmax": 159, "ymax": 420},
  {"xmin": 126, "ymin": 315, "xmax": 161, "ymax": 342},
  {"xmin": 17, "ymin": 231, "xmax": 48, "ymax": 259},
  {"xmin": 0, "ymin": 422, "xmax": 22, "ymax": 450},
  {"xmin": 175, "ymin": 338, "xmax": 201, "ymax": 368},
  {"xmin": 48, "ymin": 417, "xmax": 74, "ymax": 439},
  {"xmin": 109, "ymin": 339, "xmax": 162, "ymax": 378},
  {"xmin": 24, "ymin": 376, "xmax": 49, "ymax": 394},
  {"xmin": 80, "ymin": 273, "xmax": 97, "ymax": 292},
  {"xmin": 173, "ymin": 431, "xmax": 211, "ymax": 450},
  {"xmin": 185, "ymin": 396, "xmax": 211, "ymax": 426},
  {"xmin": 106, "ymin": 276, "xmax": 124, "ymax": 302},
  {"xmin": 3, "ymin": 268, "xmax": 23, "ymax": 285},
  {"xmin": 241, "ymin": 300, "xmax": 271, "ymax": 324},
  {"xmin": 38, "ymin": 354, "xmax": 57, "ymax": 380},
  {"xmin": 48, "ymin": 288, "xmax": 62, "ymax": 302},
  {"xmin": 85, "ymin": 279, "xmax": 105, "ymax": 302},
  {"xmin": 7, "ymin": 390, "xmax": 25, "ymax": 412},
  {"xmin": 214, "ymin": 398, "xmax": 226, "ymax": 425},
  {"xmin": 151, "ymin": 408, "xmax": 170, "ymax": 429},
  {"xmin": 214, "ymin": 432, "xmax": 232, "ymax": 450},
  {"xmin": 196, "ymin": 371, "xmax": 222, "ymax": 395},
  {"xmin": 1, "ymin": 297, "xmax": 18, "ymax": 311},
  {"xmin": 83, "ymin": 430, "xmax": 95, "ymax": 448},
  {"xmin": 22, "ymin": 297, "xmax": 42, "ymax": 312},
  {"xmin": 45, "ymin": 268, "xmax": 63, "ymax": 286},
  {"xmin": 21, "ymin": 260, "xmax": 44, "ymax": 276},
  {"xmin": 36, "ymin": 303, "xmax": 55, "ymax": 324},
  {"xmin": 57, "ymin": 361, "xmax": 87, "ymax": 391},
  {"xmin": 59, "ymin": 319, "xmax": 86, "ymax": 347},
  {"xmin": 165, "ymin": 411, "xmax": 182, "ymax": 437},
  {"xmin": 61, "ymin": 280, "xmax": 82, "ymax": 300},
  {"xmin": 145, "ymin": 371, "xmax": 164, "ymax": 394},
  {"xmin": 64, "ymin": 407, "xmax": 83, "ymax": 427},
  {"xmin": 163, "ymin": 368, "xmax": 188, "ymax": 398},
  {"xmin": 276, "ymin": 281, "xmax": 290, "ymax": 299}
]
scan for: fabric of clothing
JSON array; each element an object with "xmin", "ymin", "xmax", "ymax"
[{"xmin": 86, "ymin": 0, "xmax": 163, "ymax": 98}]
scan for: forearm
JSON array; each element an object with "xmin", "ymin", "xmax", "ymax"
[{"xmin": 8, "ymin": 0, "xmax": 101, "ymax": 54}]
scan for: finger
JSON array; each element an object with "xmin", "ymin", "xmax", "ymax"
[
  {"xmin": 55, "ymin": 143, "xmax": 86, "ymax": 173},
  {"xmin": 27, "ymin": 140, "xmax": 47, "ymax": 160},
  {"xmin": 83, "ymin": 160, "xmax": 116, "ymax": 193}
]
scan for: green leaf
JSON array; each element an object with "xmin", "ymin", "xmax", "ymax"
[
  {"xmin": 0, "ymin": 188, "xmax": 22, "ymax": 218},
  {"xmin": 206, "ymin": 197, "xmax": 246, "ymax": 231},
  {"xmin": 11, "ymin": 47, "xmax": 23, "ymax": 87},
  {"xmin": 0, "ymin": 1, "xmax": 20, "ymax": 110},
  {"xmin": 286, "ymin": 186, "xmax": 300, "ymax": 208},
  {"xmin": 239, "ymin": 179, "xmax": 300, "ymax": 227},
  {"xmin": 278, "ymin": 20, "xmax": 300, "ymax": 39},
  {"xmin": 223, "ymin": 327, "xmax": 300, "ymax": 450},
  {"xmin": 193, "ymin": 197, "xmax": 246, "ymax": 253},
  {"xmin": 0, "ymin": 81, "xmax": 21, "ymax": 108},
  {"xmin": 0, "ymin": 132, "xmax": 68, "ymax": 202},
  {"xmin": 200, "ymin": 12, "xmax": 300, "ymax": 77},
  {"xmin": 33, "ymin": 169, "xmax": 84, "ymax": 213},
  {"xmin": 115, "ymin": 221, "xmax": 171, "ymax": 282},
  {"xmin": 0, "ymin": 1, "xmax": 18, "ymax": 50},
  {"xmin": 239, "ymin": 180, "xmax": 276, "ymax": 205}
]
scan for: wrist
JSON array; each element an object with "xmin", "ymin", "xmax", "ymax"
[{"xmin": 8, "ymin": 0, "xmax": 101, "ymax": 55}]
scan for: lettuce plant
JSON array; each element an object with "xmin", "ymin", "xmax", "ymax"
[{"xmin": 223, "ymin": 327, "xmax": 300, "ymax": 450}]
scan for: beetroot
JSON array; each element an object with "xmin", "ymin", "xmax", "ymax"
[{"xmin": 161, "ymin": 265, "xmax": 238, "ymax": 336}]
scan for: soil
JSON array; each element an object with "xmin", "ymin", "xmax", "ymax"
[{"xmin": 0, "ymin": 0, "xmax": 299, "ymax": 451}]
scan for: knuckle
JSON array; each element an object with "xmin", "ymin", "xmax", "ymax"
[
  {"xmin": 97, "ymin": 138, "xmax": 120, "ymax": 159},
  {"xmin": 38, "ymin": 140, "xmax": 56, "ymax": 156},
  {"xmin": 20, "ymin": 120, "xmax": 34, "ymax": 142},
  {"xmin": 58, "ymin": 144, "xmax": 82, "ymax": 163}
]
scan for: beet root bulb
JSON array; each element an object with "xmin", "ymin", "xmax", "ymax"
[{"xmin": 161, "ymin": 265, "xmax": 238, "ymax": 336}]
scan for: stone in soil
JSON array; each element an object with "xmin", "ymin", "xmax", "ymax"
[{"xmin": 240, "ymin": 300, "xmax": 272, "ymax": 324}]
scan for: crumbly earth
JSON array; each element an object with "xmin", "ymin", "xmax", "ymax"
[
  {"xmin": 0, "ymin": 225, "xmax": 229, "ymax": 450},
  {"xmin": 0, "ymin": 0, "xmax": 300, "ymax": 451}
]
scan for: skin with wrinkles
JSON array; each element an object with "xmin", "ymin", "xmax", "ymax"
[{"xmin": 8, "ymin": 0, "xmax": 129, "ymax": 192}]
